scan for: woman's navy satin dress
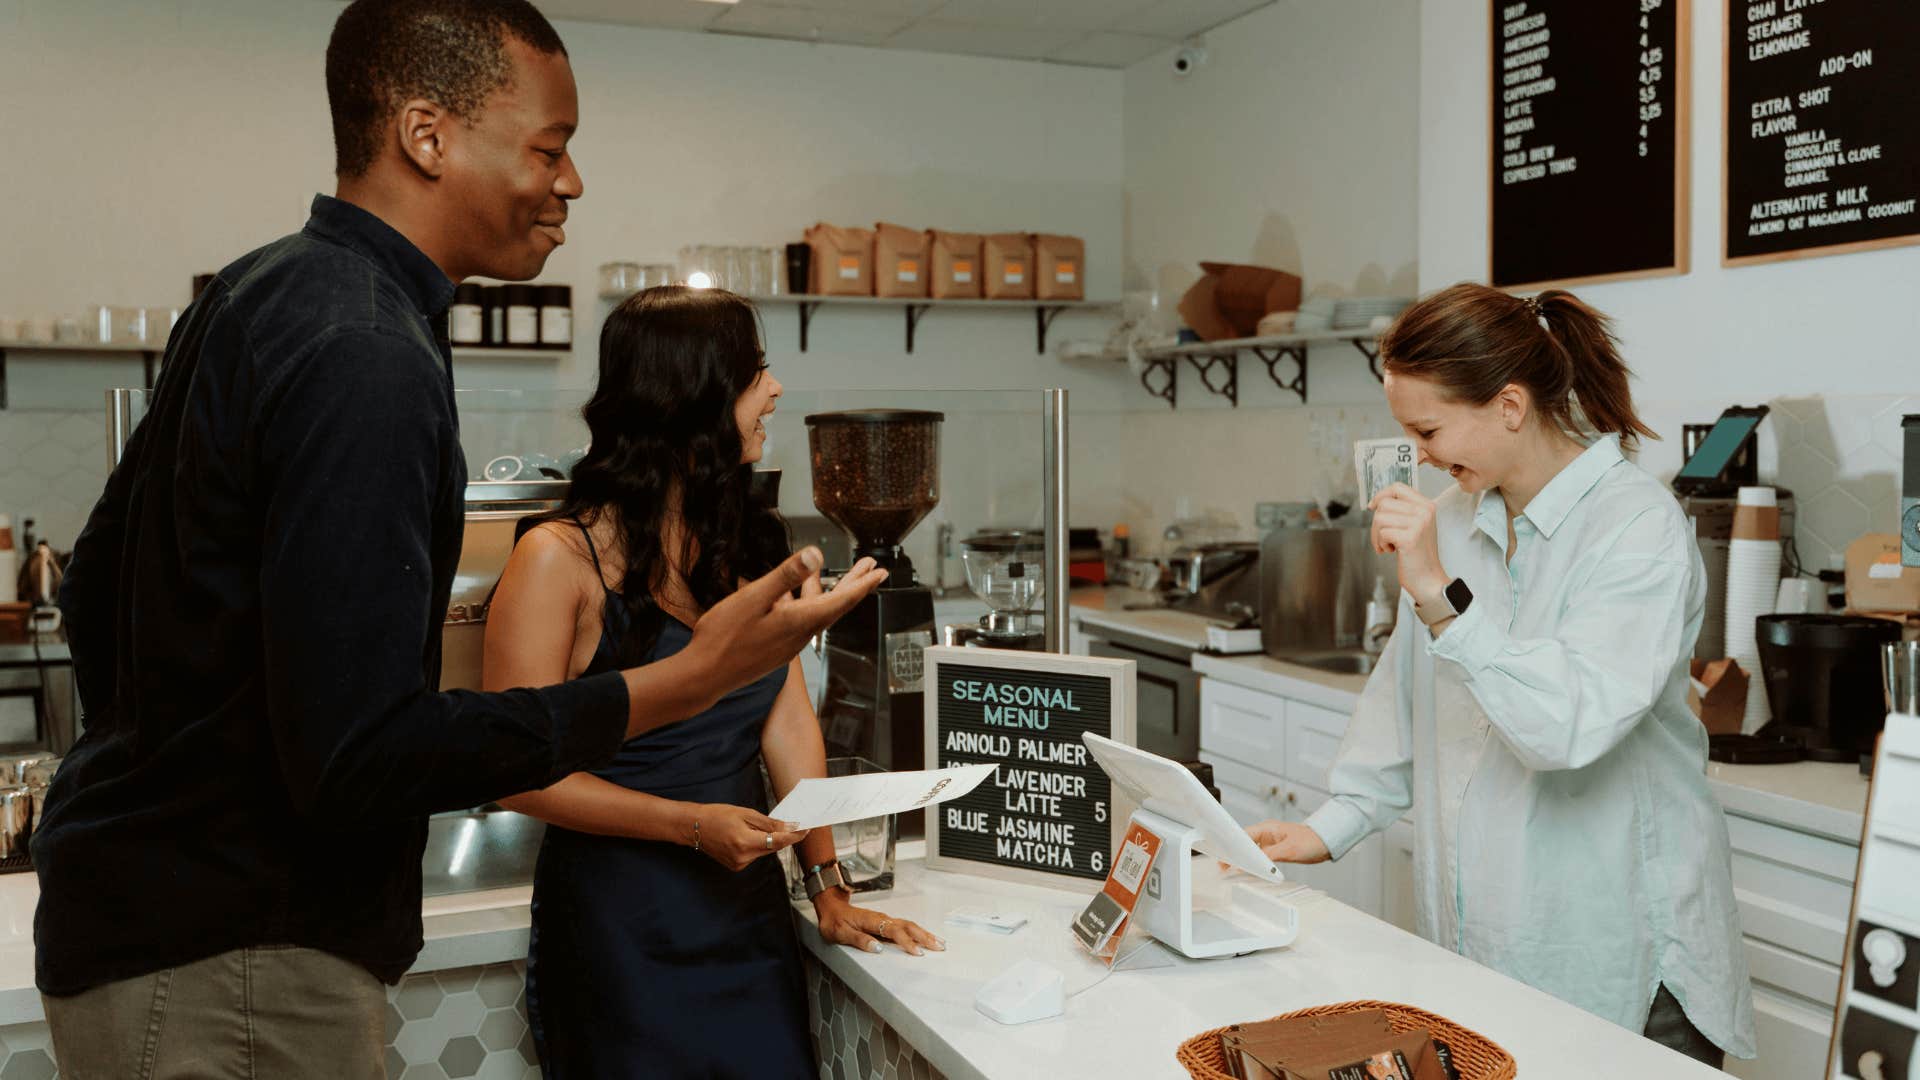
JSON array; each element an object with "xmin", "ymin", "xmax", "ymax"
[{"xmin": 525, "ymin": 529, "xmax": 813, "ymax": 1078}]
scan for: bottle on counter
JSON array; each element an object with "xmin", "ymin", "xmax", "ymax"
[
  {"xmin": 449, "ymin": 284, "xmax": 486, "ymax": 346},
  {"xmin": 538, "ymin": 284, "xmax": 572, "ymax": 347},
  {"xmin": 484, "ymin": 285, "xmax": 508, "ymax": 347},
  {"xmin": 503, "ymin": 285, "xmax": 541, "ymax": 346}
]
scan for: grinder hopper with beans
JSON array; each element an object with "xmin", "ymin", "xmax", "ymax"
[{"xmin": 804, "ymin": 409, "xmax": 944, "ymax": 830}]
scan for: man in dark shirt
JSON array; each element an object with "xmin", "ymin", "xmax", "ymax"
[{"xmin": 33, "ymin": 2, "xmax": 884, "ymax": 1074}]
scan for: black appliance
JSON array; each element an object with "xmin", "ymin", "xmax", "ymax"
[{"xmin": 1753, "ymin": 614, "xmax": 1902, "ymax": 762}]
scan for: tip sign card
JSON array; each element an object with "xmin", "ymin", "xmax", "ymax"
[{"xmin": 922, "ymin": 647, "xmax": 1137, "ymax": 890}]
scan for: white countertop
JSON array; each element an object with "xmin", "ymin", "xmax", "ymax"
[
  {"xmin": 794, "ymin": 850, "xmax": 1726, "ymax": 1080},
  {"xmin": 1707, "ymin": 760, "xmax": 1868, "ymax": 843},
  {"xmin": 0, "ymin": 877, "xmax": 535, "ymax": 1025},
  {"xmin": 1068, "ymin": 588, "xmax": 1218, "ymax": 651}
]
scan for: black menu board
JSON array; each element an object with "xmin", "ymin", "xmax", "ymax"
[
  {"xmin": 922, "ymin": 647, "xmax": 1135, "ymax": 889},
  {"xmin": 1489, "ymin": 0, "xmax": 1690, "ymax": 288},
  {"xmin": 1724, "ymin": 0, "xmax": 1920, "ymax": 264}
]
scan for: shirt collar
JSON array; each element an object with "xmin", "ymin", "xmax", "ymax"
[
  {"xmin": 301, "ymin": 194, "xmax": 457, "ymax": 318},
  {"xmin": 1515, "ymin": 435, "xmax": 1625, "ymax": 539}
]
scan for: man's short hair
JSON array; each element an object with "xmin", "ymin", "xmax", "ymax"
[{"xmin": 326, "ymin": 0, "xmax": 568, "ymax": 179}]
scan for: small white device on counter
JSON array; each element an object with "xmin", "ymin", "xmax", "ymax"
[
  {"xmin": 946, "ymin": 907, "xmax": 1028, "ymax": 935},
  {"xmin": 973, "ymin": 959, "xmax": 1064, "ymax": 1025},
  {"xmin": 1083, "ymin": 733, "xmax": 1298, "ymax": 959},
  {"xmin": 1205, "ymin": 623, "xmax": 1263, "ymax": 654}
]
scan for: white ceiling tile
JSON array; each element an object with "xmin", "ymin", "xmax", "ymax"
[
  {"xmin": 538, "ymin": 0, "xmax": 732, "ymax": 32},
  {"xmin": 1109, "ymin": 0, "xmax": 1272, "ymax": 40},
  {"xmin": 709, "ymin": 2, "xmax": 913, "ymax": 45},
  {"xmin": 885, "ymin": 19, "xmax": 1085, "ymax": 60},
  {"xmin": 930, "ymin": 0, "xmax": 1157, "ymax": 32},
  {"xmin": 757, "ymin": 0, "xmax": 945, "ymax": 16},
  {"xmin": 1046, "ymin": 31, "xmax": 1169, "ymax": 67}
]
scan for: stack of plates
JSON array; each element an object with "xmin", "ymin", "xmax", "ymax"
[
  {"xmin": 1292, "ymin": 295, "xmax": 1337, "ymax": 333},
  {"xmin": 1332, "ymin": 296, "xmax": 1413, "ymax": 330}
]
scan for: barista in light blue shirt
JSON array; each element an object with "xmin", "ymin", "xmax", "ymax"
[{"xmin": 1246, "ymin": 283, "xmax": 1756, "ymax": 1067}]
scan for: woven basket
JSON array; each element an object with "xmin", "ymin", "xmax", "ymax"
[{"xmin": 1175, "ymin": 1000, "xmax": 1517, "ymax": 1080}]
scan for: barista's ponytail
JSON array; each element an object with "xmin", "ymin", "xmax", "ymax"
[{"xmin": 1380, "ymin": 283, "xmax": 1657, "ymax": 447}]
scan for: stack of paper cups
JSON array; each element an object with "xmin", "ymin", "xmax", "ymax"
[{"xmin": 1725, "ymin": 486, "xmax": 1782, "ymax": 733}]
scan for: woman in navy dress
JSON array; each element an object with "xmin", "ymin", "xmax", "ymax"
[{"xmin": 482, "ymin": 286, "xmax": 941, "ymax": 1078}]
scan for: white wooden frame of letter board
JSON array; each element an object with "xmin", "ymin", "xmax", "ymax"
[{"xmin": 921, "ymin": 646, "xmax": 1139, "ymax": 892}]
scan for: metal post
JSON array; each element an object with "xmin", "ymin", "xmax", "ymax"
[
  {"xmin": 107, "ymin": 388, "xmax": 140, "ymax": 469},
  {"xmin": 1042, "ymin": 389, "xmax": 1068, "ymax": 652}
]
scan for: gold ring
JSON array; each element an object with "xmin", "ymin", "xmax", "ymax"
[{"xmin": 877, "ymin": 919, "xmax": 892, "ymax": 936}]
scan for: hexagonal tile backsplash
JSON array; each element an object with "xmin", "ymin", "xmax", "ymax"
[{"xmin": 1768, "ymin": 395, "xmax": 1911, "ymax": 572}]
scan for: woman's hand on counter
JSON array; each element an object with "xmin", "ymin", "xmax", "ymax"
[
  {"xmin": 691, "ymin": 804, "xmax": 808, "ymax": 872},
  {"xmin": 1244, "ymin": 820, "xmax": 1331, "ymax": 864},
  {"xmin": 814, "ymin": 892, "xmax": 945, "ymax": 957}
]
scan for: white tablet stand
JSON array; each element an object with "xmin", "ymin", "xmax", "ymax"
[{"xmin": 1128, "ymin": 808, "xmax": 1299, "ymax": 959}]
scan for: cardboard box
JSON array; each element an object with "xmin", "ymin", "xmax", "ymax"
[
  {"xmin": 1688, "ymin": 657, "xmax": 1750, "ymax": 736},
  {"xmin": 928, "ymin": 230, "xmax": 983, "ymax": 299},
  {"xmin": 1032, "ymin": 233, "xmax": 1086, "ymax": 300},
  {"xmin": 804, "ymin": 222, "xmax": 873, "ymax": 296},
  {"xmin": 1845, "ymin": 533, "xmax": 1920, "ymax": 614},
  {"xmin": 1178, "ymin": 262, "xmax": 1304, "ymax": 341},
  {"xmin": 873, "ymin": 222, "xmax": 929, "ymax": 299},
  {"xmin": 983, "ymin": 233, "xmax": 1035, "ymax": 300}
]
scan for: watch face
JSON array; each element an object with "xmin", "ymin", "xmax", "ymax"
[{"xmin": 1445, "ymin": 578, "xmax": 1473, "ymax": 614}]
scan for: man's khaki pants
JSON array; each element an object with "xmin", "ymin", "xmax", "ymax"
[{"xmin": 43, "ymin": 945, "xmax": 386, "ymax": 1079}]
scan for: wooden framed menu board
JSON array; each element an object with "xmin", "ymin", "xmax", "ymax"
[
  {"xmin": 1724, "ymin": 0, "xmax": 1920, "ymax": 266},
  {"xmin": 923, "ymin": 646, "xmax": 1136, "ymax": 890},
  {"xmin": 1489, "ymin": 0, "xmax": 1690, "ymax": 289}
]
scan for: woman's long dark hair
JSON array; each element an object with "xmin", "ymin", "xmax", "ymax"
[{"xmin": 536, "ymin": 286, "xmax": 789, "ymax": 664}]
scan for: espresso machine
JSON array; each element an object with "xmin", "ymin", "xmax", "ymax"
[
  {"xmin": 944, "ymin": 529, "xmax": 1047, "ymax": 651},
  {"xmin": 806, "ymin": 410, "xmax": 944, "ymax": 783}
]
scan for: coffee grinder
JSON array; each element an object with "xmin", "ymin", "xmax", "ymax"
[
  {"xmin": 943, "ymin": 529, "xmax": 1047, "ymax": 651},
  {"xmin": 805, "ymin": 410, "xmax": 944, "ymax": 784}
]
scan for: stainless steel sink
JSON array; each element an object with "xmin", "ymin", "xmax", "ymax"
[
  {"xmin": 421, "ymin": 808, "xmax": 545, "ymax": 896},
  {"xmin": 1281, "ymin": 651, "xmax": 1379, "ymax": 677}
]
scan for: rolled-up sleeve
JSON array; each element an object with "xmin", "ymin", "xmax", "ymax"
[
  {"xmin": 1429, "ymin": 510, "xmax": 1694, "ymax": 772},
  {"xmin": 256, "ymin": 327, "xmax": 629, "ymax": 825},
  {"xmin": 1305, "ymin": 598, "xmax": 1417, "ymax": 860}
]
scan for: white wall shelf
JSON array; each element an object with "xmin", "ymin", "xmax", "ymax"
[
  {"xmin": 1131, "ymin": 327, "xmax": 1386, "ymax": 409},
  {"xmin": 732, "ymin": 294, "xmax": 1115, "ymax": 355},
  {"xmin": 450, "ymin": 346, "xmax": 570, "ymax": 361},
  {"xmin": 0, "ymin": 340, "xmax": 165, "ymax": 408}
]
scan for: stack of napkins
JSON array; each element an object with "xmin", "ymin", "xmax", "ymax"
[{"xmin": 1217, "ymin": 1009, "xmax": 1460, "ymax": 1080}]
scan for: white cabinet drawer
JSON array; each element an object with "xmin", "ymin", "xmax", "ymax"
[
  {"xmin": 1203, "ymin": 753, "xmax": 1285, "ymax": 827},
  {"xmin": 1218, "ymin": 781, "xmax": 1275, "ymax": 828},
  {"xmin": 1745, "ymin": 936, "xmax": 1843, "ymax": 1008},
  {"xmin": 1285, "ymin": 701, "xmax": 1348, "ymax": 789},
  {"xmin": 1726, "ymin": 814, "xmax": 1861, "ymax": 883},
  {"xmin": 1723, "ymin": 984, "xmax": 1837, "ymax": 1080},
  {"xmin": 1200, "ymin": 678, "xmax": 1285, "ymax": 771},
  {"xmin": 1735, "ymin": 888, "xmax": 1849, "ymax": 966}
]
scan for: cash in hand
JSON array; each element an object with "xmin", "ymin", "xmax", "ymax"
[{"xmin": 1353, "ymin": 436, "xmax": 1417, "ymax": 508}]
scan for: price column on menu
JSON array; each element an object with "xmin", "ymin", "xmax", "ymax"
[
  {"xmin": 1724, "ymin": 1, "xmax": 1920, "ymax": 264},
  {"xmin": 1489, "ymin": 0, "xmax": 1688, "ymax": 288}
]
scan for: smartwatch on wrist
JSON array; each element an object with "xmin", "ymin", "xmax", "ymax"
[
  {"xmin": 803, "ymin": 860, "xmax": 849, "ymax": 900},
  {"xmin": 1419, "ymin": 578, "xmax": 1473, "ymax": 624}
]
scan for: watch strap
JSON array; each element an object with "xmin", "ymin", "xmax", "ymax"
[{"xmin": 804, "ymin": 860, "xmax": 848, "ymax": 900}]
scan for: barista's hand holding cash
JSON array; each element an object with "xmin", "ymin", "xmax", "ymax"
[{"xmin": 1358, "ymin": 436, "xmax": 1456, "ymax": 634}]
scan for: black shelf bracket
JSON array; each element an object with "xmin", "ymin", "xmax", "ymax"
[
  {"xmin": 1352, "ymin": 337, "xmax": 1384, "ymax": 382},
  {"xmin": 1184, "ymin": 352, "xmax": 1239, "ymax": 407},
  {"xmin": 1250, "ymin": 345, "xmax": 1308, "ymax": 404},
  {"xmin": 1036, "ymin": 305, "xmax": 1067, "ymax": 355},
  {"xmin": 797, "ymin": 301, "xmax": 823, "ymax": 352},
  {"xmin": 904, "ymin": 304, "xmax": 931, "ymax": 353},
  {"xmin": 1140, "ymin": 355, "xmax": 1177, "ymax": 408}
]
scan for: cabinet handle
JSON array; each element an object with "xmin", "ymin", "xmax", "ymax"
[
  {"xmin": 1286, "ymin": 791, "xmax": 1297, "ymax": 805},
  {"xmin": 1267, "ymin": 786, "xmax": 1280, "ymax": 798}
]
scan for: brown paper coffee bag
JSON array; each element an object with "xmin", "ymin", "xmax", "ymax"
[
  {"xmin": 1032, "ymin": 233, "xmax": 1086, "ymax": 300},
  {"xmin": 873, "ymin": 222, "xmax": 929, "ymax": 299},
  {"xmin": 928, "ymin": 230, "xmax": 984, "ymax": 299},
  {"xmin": 983, "ymin": 232, "xmax": 1035, "ymax": 300},
  {"xmin": 805, "ymin": 223, "xmax": 874, "ymax": 296}
]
